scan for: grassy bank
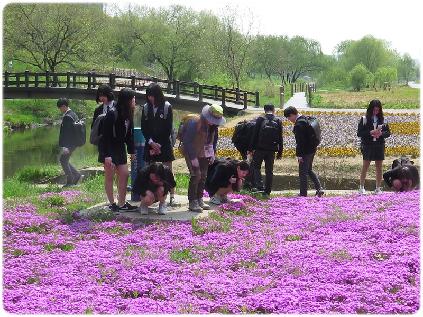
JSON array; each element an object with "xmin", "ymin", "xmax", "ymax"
[{"xmin": 311, "ymin": 86, "xmax": 420, "ymax": 109}]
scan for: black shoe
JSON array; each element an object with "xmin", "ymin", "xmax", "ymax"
[
  {"xmin": 62, "ymin": 183, "xmax": 73, "ymax": 188},
  {"xmin": 316, "ymin": 189, "xmax": 325, "ymax": 197},
  {"xmin": 73, "ymin": 174, "xmax": 83, "ymax": 185},
  {"xmin": 108, "ymin": 203, "xmax": 119, "ymax": 212},
  {"xmin": 118, "ymin": 202, "xmax": 138, "ymax": 212}
]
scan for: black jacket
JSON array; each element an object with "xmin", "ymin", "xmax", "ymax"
[
  {"xmin": 91, "ymin": 102, "xmax": 115, "ymax": 129},
  {"xmin": 383, "ymin": 165, "xmax": 419, "ymax": 188},
  {"xmin": 59, "ymin": 109, "xmax": 79, "ymax": 149},
  {"xmin": 100, "ymin": 110, "xmax": 134, "ymax": 158},
  {"xmin": 357, "ymin": 116, "xmax": 391, "ymax": 146},
  {"xmin": 205, "ymin": 158, "xmax": 242, "ymax": 197},
  {"xmin": 132, "ymin": 163, "xmax": 176, "ymax": 196},
  {"xmin": 141, "ymin": 102, "xmax": 173, "ymax": 147},
  {"xmin": 293, "ymin": 115, "xmax": 316, "ymax": 157},
  {"xmin": 249, "ymin": 113, "xmax": 283, "ymax": 154}
]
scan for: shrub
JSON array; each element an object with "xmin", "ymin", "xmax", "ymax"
[{"xmin": 349, "ymin": 64, "xmax": 370, "ymax": 91}]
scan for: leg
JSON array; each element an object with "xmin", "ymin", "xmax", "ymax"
[
  {"xmin": 197, "ymin": 158, "xmax": 209, "ymax": 200},
  {"xmin": 251, "ymin": 150, "xmax": 265, "ymax": 190},
  {"xmin": 104, "ymin": 163, "xmax": 115, "ymax": 204},
  {"xmin": 263, "ymin": 151, "xmax": 275, "ymax": 195},
  {"xmin": 163, "ymin": 161, "xmax": 177, "ymax": 206},
  {"xmin": 360, "ymin": 160, "xmax": 371, "ymax": 187},
  {"xmin": 298, "ymin": 157, "xmax": 309, "ymax": 196},
  {"xmin": 156, "ymin": 186, "xmax": 168, "ymax": 215},
  {"xmin": 139, "ymin": 190, "xmax": 156, "ymax": 215},
  {"xmin": 59, "ymin": 151, "xmax": 74, "ymax": 185},
  {"xmin": 306, "ymin": 153, "xmax": 322, "ymax": 191},
  {"xmin": 375, "ymin": 160, "xmax": 383, "ymax": 188},
  {"xmin": 116, "ymin": 164, "xmax": 129, "ymax": 207}
]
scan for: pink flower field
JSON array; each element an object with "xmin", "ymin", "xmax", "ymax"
[{"xmin": 2, "ymin": 191, "xmax": 420, "ymax": 314}]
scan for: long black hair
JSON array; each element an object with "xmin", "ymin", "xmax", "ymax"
[
  {"xmin": 366, "ymin": 99, "xmax": 384, "ymax": 123},
  {"xmin": 146, "ymin": 83, "xmax": 166, "ymax": 107},
  {"xmin": 96, "ymin": 84, "xmax": 114, "ymax": 103},
  {"xmin": 116, "ymin": 88, "xmax": 136, "ymax": 121}
]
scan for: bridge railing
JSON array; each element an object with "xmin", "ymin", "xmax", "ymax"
[{"xmin": 3, "ymin": 71, "xmax": 260, "ymax": 109}]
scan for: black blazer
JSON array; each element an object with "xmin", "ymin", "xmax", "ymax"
[
  {"xmin": 293, "ymin": 115, "xmax": 316, "ymax": 157},
  {"xmin": 357, "ymin": 116, "xmax": 391, "ymax": 146},
  {"xmin": 249, "ymin": 113, "xmax": 283, "ymax": 154},
  {"xmin": 101, "ymin": 110, "xmax": 135, "ymax": 157},
  {"xmin": 59, "ymin": 109, "xmax": 79, "ymax": 149},
  {"xmin": 141, "ymin": 102, "xmax": 173, "ymax": 146},
  {"xmin": 205, "ymin": 158, "xmax": 241, "ymax": 197},
  {"xmin": 383, "ymin": 165, "xmax": 419, "ymax": 188},
  {"xmin": 132, "ymin": 163, "xmax": 176, "ymax": 196}
]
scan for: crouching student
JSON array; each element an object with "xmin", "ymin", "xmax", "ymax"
[
  {"xmin": 132, "ymin": 162, "xmax": 176, "ymax": 215},
  {"xmin": 206, "ymin": 158, "xmax": 250, "ymax": 205},
  {"xmin": 383, "ymin": 164, "xmax": 419, "ymax": 192}
]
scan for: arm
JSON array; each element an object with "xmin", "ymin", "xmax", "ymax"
[
  {"xmin": 277, "ymin": 119, "xmax": 283, "ymax": 158},
  {"xmin": 182, "ymin": 121, "xmax": 198, "ymax": 160},
  {"xmin": 164, "ymin": 105, "xmax": 173, "ymax": 144},
  {"xmin": 59, "ymin": 115, "xmax": 75, "ymax": 148},
  {"xmin": 357, "ymin": 117, "xmax": 372, "ymax": 138},
  {"xmin": 141, "ymin": 105, "xmax": 152, "ymax": 144},
  {"xmin": 126, "ymin": 120, "xmax": 135, "ymax": 155},
  {"xmin": 381, "ymin": 122, "xmax": 391, "ymax": 139},
  {"xmin": 294, "ymin": 123, "xmax": 308, "ymax": 157},
  {"xmin": 249, "ymin": 117, "xmax": 263, "ymax": 151},
  {"xmin": 383, "ymin": 168, "xmax": 398, "ymax": 188},
  {"xmin": 102, "ymin": 111, "xmax": 115, "ymax": 158}
]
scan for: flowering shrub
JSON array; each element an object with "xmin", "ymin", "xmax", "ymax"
[{"xmin": 3, "ymin": 191, "xmax": 419, "ymax": 313}]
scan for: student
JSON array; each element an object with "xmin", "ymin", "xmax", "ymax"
[
  {"xmin": 383, "ymin": 163, "xmax": 419, "ymax": 192},
  {"xmin": 248, "ymin": 104, "xmax": 283, "ymax": 196},
  {"xmin": 357, "ymin": 99, "xmax": 391, "ymax": 194},
  {"xmin": 99, "ymin": 88, "xmax": 138, "ymax": 212},
  {"xmin": 91, "ymin": 84, "xmax": 115, "ymax": 128},
  {"xmin": 206, "ymin": 158, "xmax": 250, "ymax": 205},
  {"xmin": 180, "ymin": 104, "xmax": 226, "ymax": 212},
  {"xmin": 132, "ymin": 162, "xmax": 176, "ymax": 215},
  {"xmin": 141, "ymin": 83, "xmax": 178, "ymax": 207},
  {"xmin": 283, "ymin": 106, "xmax": 324, "ymax": 197},
  {"xmin": 57, "ymin": 98, "xmax": 81, "ymax": 187}
]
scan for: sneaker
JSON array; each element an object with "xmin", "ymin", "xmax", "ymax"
[
  {"xmin": 209, "ymin": 195, "xmax": 222, "ymax": 205},
  {"xmin": 198, "ymin": 198, "xmax": 211, "ymax": 210},
  {"xmin": 316, "ymin": 189, "xmax": 325, "ymax": 197},
  {"xmin": 188, "ymin": 200, "xmax": 202, "ymax": 212},
  {"xmin": 374, "ymin": 187, "xmax": 383, "ymax": 194},
  {"xmin": 358, "ymin": 187, "xmax": 366, "ymax": 195},
  {"xmin": 108, "ymin": 202, "xmax": 119, "ymax": 212},
  {"xmin": 139, "ymin": 204, "xmax": 149, "ymax": 215},
  {"xmin": 118, "ymin": 202, "xmax": 138, "ymax": 211},
  {"xmin": 169, "ymin": 196, "xmax": 180, "ymax": 207},
  {"xmin": 62, "ymin": 183, "xmax": 74, "ymax": 188},
  {"xmin": 220, "ymin": 195, "xmax": 233, "ymax": 204},
  {"xmin": 157, "ymin": 203, "xmax": 167, "ymax": 215}
]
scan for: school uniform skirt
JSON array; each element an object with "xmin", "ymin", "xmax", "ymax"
[
  {"xmin": 98, "ymin": 142, "xmax": 128, "ymax": 165},
  {"xmin": 361, "ymin": 143, "xmax": 385, "ymax": 161}
]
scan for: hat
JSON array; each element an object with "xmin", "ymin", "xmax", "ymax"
[{"xmin": 201, "ymin": 104, "xmax": 226, "ymax": 126}]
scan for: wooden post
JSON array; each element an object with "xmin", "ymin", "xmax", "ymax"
[
  {"xmin": 34, "ymin": 73, "xmax": 39, "ymax": 87},
  {"xmin": 236, "ymin": 88, "xmax": 240, "ymax": 103},
  {"xmin": 45, "ymin": 71, "xmax": 50, "ymax": 87},
  {"xmin": 92, "ymin": 72, "xmax": 97, "ymax": 88},
  {"xmin": 173, "ymin": 80, "xmax": 177, "ymax": 95},
  {"xmin": 4, "ymin": 71, "xmax": 9, "ymax": 88},
  {"xmin": 198, "ymin": 84, "xmax": 203, "ymax": 102},
  {"xmin": 109, "ymin": 73, "xmax": 116, "ymax": 89},
  {"xmin": 222, "ymin": 88, "xmax": 226, "ymax": 106},
  {"xmin": 131, "ymin": 75, "xmax": 136, "ymax": 90},
  {"xmin": 291, "ymin": 83, "xmax": 294, "ymax": 96},
  {"xmin": 243, "ymin": 92, "xmax": 248, "ymax": 110},
  {"xmin": 176, "ymin": 80, "xmax": 180, "ymax": 99},
  {"xmin": 255, "ymin": 91, "xmax": 260, "ymax": 108},
  {"xmin": 87, "ymin": 72, "xmax": 92, "ymax": 89},
  {"xmin": 66, "ymin": 72, "xmax": 71, "ymax": 88},
  {"xmin": 193, "ymin": 82, "xmax": 198, "ymax": 97},
  {"xmin": 214, "ymin": 85, "xmax": 218, "ymax": 100},
  {"xmin": 24, "ymin": 70, "xmax": 29, "ymax": 88},
  {"xmin": 16, "ymin": 73, "xmax": 20, "ymax": 87},
  {"xmin": 308, "ymin": 84, "xmax": 312, "ymax": 106},
  {"xmin": 152, "ymin": 77, "xmax": 158, "ymax": 83},
  {"xmin": 72, "ymin": 73, "xmax": 77, "ymax": 87}
]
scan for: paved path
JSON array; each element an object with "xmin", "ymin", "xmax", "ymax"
[
  {"xmin": 283, "ymin": 92, "xmax": 309, "ymax": 109},
  {"xmin": 408, "ymin": 81, "xmax": 420, "ymax": 89}
]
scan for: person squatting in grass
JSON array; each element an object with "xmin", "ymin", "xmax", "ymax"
[
  {"xmin": 383, "ymin": 157, "xmax": 419, "ymax": 192},
  {"xmin": 180, "ymin": 104, "xmax": 226, "ymax": 212},
  {"xmin": 98, "ymin": 88, "xmax": 138, "ymax": 212},
  {"xmin": 357, "ymin": 99, "xmax": 391, "ymax": 194},
  {"xmin": 57, "ymin": 98, "xmax": 82, "ymax": 187},
  {"xmin": 141, "ymin": 83, "xmax": 178, "ymax": 207},
  {"xmin": 132, "ymin": 162, "xmax": 176, "ymax": 215},
  {"xmin": 283, "ymin": 106, "xmax": 324, "ymax": 197},
  {"xmin": 205, "ymin": 158, "xmax": 250, "ymax": 205}
]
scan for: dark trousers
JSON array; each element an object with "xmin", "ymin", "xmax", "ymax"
[
  {"xmin": 131, "ymin": 145, "xmax": 145, "ymax": 201},
  {"xmin": 251, "ymin": 150, "xmax": 275, "ymax": 194},
  {"xmin": 185, "ymin": 157, "xmax": 209, "ymax": 201},
  {"xmin": 299, "ymin": 152, "xmax": 322, "ymax": 196},
  {"xmin": 59, "ymin": 149, "xmax": 80, "ymax": 185}
]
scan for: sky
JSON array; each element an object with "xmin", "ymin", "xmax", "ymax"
[{"xmin": 106, "ymin": 0, "xmax": 422, "ymax": 60}]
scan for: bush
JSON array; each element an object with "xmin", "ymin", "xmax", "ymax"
[
  {"xmin": 349, "ymin": 64, "xmax": 369, "ymax": 91},
  {"xmin": 16, "ymin": 165, "xmax": 61, "ymax": 183}
]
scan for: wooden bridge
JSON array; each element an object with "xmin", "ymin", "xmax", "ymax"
[{"xmin": 2, "ymin": 71, "xmax": 260, "ymax": 113}]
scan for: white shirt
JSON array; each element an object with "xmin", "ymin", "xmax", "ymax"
[{"xmin": 102, "ymin": 100, "xmax": 115, "ymax": 114}]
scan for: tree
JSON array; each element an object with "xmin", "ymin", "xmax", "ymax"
[
  {"xmin": 397, "ymin": 53, "xmax": 417, "ymax": 85},
  {"xmin": 375, "ymin": 67, "xmax": 397, "ymax": 89},
  {"xmin": 349, "ymin": 64, "xmax": 369, "ymax": 91},
  {"xmin": 3, "ymin": 3, "xmax": 105, "ymax": 72}
]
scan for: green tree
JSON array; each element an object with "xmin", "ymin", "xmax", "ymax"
[
  {"xmin": 349, "ymin": 63, "xmax": 369, "ymax": 91},
  {"xmin": 397, "ymin": 53, "xmax": 417, "ymax": 85},
  {"xmin": 3, "ymin": 3, "xmax": 105, "ymax": 72}
]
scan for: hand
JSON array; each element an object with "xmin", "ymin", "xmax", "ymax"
[
  {"xmin": 104, "ymin": 157, "xmax": 115, "ymax": 169},
  {"xmin": 209, "ymin": 155, "xmax": 215, "ymax": 165},
  {"xmin": 297, "ymin": 157, "xmax": 304, "ymax": 163},
  {"xmin": 229, "ymin": 176, "xmax": 237, "ymax": 184},
  {"xmin": 191, "ymin": 158, "xmax": 199, "ymax": 168},
  {"xmin": 62, "ymin": 147, "xmax": 70, "ymax": 155},
  {"xmin": 151, "ymin": 142, "xmax": 161, "ymax": 152},
  {"xmin": 392, "ymin": 179, "xmax": 402, "ymax": 191}
]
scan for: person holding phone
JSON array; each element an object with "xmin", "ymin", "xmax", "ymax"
[{"xmin": 357, "ymin": 99, "xmax": 391, "ymax": 194}]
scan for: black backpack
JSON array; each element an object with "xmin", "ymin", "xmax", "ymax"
[
  {"xmin": 65, "ymin": 114, "xmax": 86, "ymax": 147},
  {"xmin": 231, "ymin": 119, "xmax": 257, "ymax": 152},
  {"xmin": 392, "ymin": 156, "xmax": 414, "ymax": 169},
  {"xmin": 298, "ymin": 116, "xmax": 321, "ymax": 148},
  {"xmin": 90, "ymin": 110, "xmax": 117, "ymax": 145},
  {"xmin": 257, "ymin": 116, "xmax": 281, "ymax": 150}
]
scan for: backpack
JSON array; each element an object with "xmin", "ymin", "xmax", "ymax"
[
  {"xmin": 65, "ymin": 114, "xmax": 86, "ymax": 147},
  {"xmin": 392, "ymin": 156, "xmax": 414, "ymax": 169},
  {"xmin": 257, "ymin": 116, "xmax": 281, "ymax": 150},
  {"xmin": 298, "ymin": 116, "xmax": 321, "ymax": 148},
  {"xmin": 90, "ymin": 111, "xmax": 117, "ymax": 145},
  {"xmin": 143, "ymin": 101, "xmax": 177, "ymax": 147},
  {"xmin": 231, "ymin": 119, "xmax": 257, "ymax": 152},
  {"xmin": 176, "ymin": 114, "xmax": 200, "ymax": 145}
]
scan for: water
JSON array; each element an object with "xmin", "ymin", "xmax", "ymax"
[{"xmin": 3, "ymin": 124, "xmax": 98, "ymax": 179}]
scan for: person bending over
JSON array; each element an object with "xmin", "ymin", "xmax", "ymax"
[{"xmin": 383, "ymin": 164, "xmax": 419, "ymax": 192}]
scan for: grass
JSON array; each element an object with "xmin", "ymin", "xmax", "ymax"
[{"xmin": 311, "ymin": 86, "xmax": 419, "ymax": 109}]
